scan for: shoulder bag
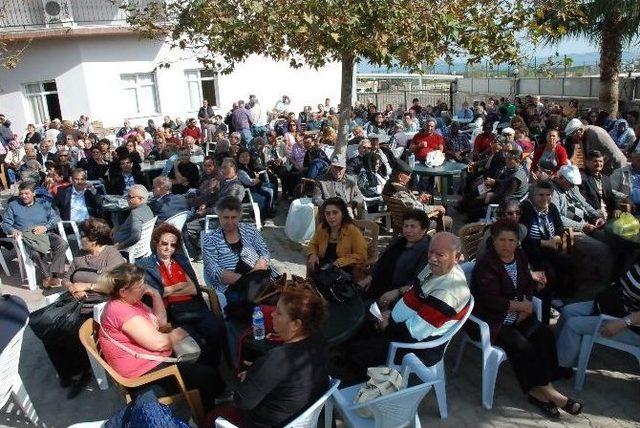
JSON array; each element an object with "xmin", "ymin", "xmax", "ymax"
[{"xmin": 100, "ymin": 327, "xmax": 201, "ymax": 363}]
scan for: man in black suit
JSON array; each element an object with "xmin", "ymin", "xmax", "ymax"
[
  {"xmin": 107, "ymin": 156, "xmax": 145, "ymax": 195},
  {"xmin": 148, "ymin": 176, "xmax": 190, "ymax": 224},
  {"xmin": 53, "ymin": 168, "xmax": 97, "ymax": 222},
  {"xmin": 580, "ymin": 150, "xmax": 619, "ymax": 219},
  {"xmin": 36, "ymin": 138, "xmax": 57, "ymax": 166}
]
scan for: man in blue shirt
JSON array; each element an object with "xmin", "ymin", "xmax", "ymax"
[
  {"xmin": 53, "ymin": 168, "xmax": 97, "ymax": 222},
  {"xmin": 2, "ymin": 181, "xmax": 68, "ymax": 288}
]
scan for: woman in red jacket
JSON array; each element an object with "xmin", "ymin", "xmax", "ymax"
[{"xmin": 531, "ymin": 128, "xmax": 568, "ymax": 180}]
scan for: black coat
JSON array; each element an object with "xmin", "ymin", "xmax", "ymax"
[
  {"xmin": 53, "ymin": 186, "xmax": 98, "ymax": 221},
  {"xmin": 107, "ymin": 170, "xmax": 146, "ymax": 195},
  {"xmin": 580, "ymin": 171, "xmax": 616, "ymax": 218}
]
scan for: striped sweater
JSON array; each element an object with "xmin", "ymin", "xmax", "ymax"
[
  {"xmin": 391, "ymin": 264, "xmax": 471, "ymax": 341},
  {"xmin": 202, "ymin": 222, "xmax": 278, "ymax": 291}
]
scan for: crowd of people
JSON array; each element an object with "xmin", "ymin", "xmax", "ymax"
[{"xmin": 0, "ymin": 90, "xmax": 639, "ymax": 425}]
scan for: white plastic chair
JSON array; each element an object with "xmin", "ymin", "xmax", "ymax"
[
  {"xmin": 0, "ymin": 236, "xmax": 38, "ymax": 291},
  {"xmin": 58, "ymin": 220, "xmax": 82, "ymax": 263},
  {"xmin": 0, "ymin": 324, "xmax": 39, "ymax": 426},
  {"xmin": 215, "ymin": 378, "xmax": 340, "ymax": 428},
  {"xmin": 453, "ymin": 297, "xmax": 542, "ymax": 409},
  {"xmin": 163, "ymin": 211, "xmax": 191, "ymax": 257},
  {"xmin": 574, "ymin": 314, "xmax": 640, "ymax": 391},
  {"xmin": 242, "ymin": 188, "xmax": 262, "ymax": 230},
  {"xmin": 330, "ymin": 353, "xmax": 433, "ymax": 428},
  {"xmin": 385, "ymin": 296, "xmax": 475, "ymax": 419},
  {"xmin": 68, "ymin": 422, "xmax": 105, "ymax": 428},
  {"xmin": 121, "ymin": 216, "xmax": 157, "ymax": 263}
]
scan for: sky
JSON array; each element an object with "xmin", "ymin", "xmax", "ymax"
[{"xmin": 525, "ymin": 37, "xmax": 597, "ymax": 56}]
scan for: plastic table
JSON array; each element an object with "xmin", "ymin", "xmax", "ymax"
[{"xmin": 412, "ymin": 161, "xmax": 468, "ymax": 205}]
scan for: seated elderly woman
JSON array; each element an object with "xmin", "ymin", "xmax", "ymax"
[
  {"xmin": 99, "ymin": 263, "xmax": 221, "ymax": 410},
  {"xmin": 209, "ymin": 287, "xmax": 329, "ymax": 427},
  {"xmin": 555, "ymin": 258, "xmax": 640, "ymax": 372},
  {"xmin": 520, "ymin": 180, "xmax": 573, "ymax": 322},
  {"xmin": 357, "ymin": 209, "xmax": 431, "ymax": 300},
  {"xmin": 306, "ymin": 197, "xmax": 368, "ymax": 278},
  {"xmin": 470, "ymin": 219, "xmax": 581, "ymax": 419},
  {"xmin": 136, "ymin": 223, "xmax": 226, "ymax": 371},
  {"xmin": 202, "ymin": 196, "xmax": 278, "ymax": 293},
  {"xmin": 38, "ymin": 218, "xmax": 125, "ymax": 399}
]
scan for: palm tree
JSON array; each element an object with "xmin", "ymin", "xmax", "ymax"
[{"xmin": 537, "ymin": 0, "xmax": 640, "ymax": 116}]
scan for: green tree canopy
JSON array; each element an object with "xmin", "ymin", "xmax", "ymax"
[{"xmin": 126, "ymin": 0, "xmax": 582, "ymax": 148}]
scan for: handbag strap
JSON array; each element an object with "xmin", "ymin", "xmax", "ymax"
[{"xmin": 100, "ymin": 326, "xmax": 178, "ymax": 363}]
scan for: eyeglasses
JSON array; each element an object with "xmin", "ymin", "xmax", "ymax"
[
  {"xmin": 127, "ymin": 195, "xmax": 142, "ymax": 200},
  {"xmin": 159, "ymin": 241, "xmax": 178, "ymax": 248}
]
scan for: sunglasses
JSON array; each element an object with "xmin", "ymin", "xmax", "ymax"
[{"xmin": 159, "ymin": 241, "xmax": 177, "ymax": 248}]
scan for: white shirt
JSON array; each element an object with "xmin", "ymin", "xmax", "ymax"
[
  {"xmin": 250, "ymin": 103, "xmax": 267, "ymax": 127},
  {"xmin": 70, "ymin": 187, "xmax": 90, "ymax": 222}
]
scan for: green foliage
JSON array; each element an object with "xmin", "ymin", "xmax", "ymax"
[{"xmin": 125, "ymin": 0, "xmax": 542, "ymax": 74}]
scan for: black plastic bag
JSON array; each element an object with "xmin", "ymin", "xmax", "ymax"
[
  {"xmin": 313, "ymin": 265, "xmax": 357, "ymax": 303},
  {"xmin": 224, "ymin": 269, "xmax": 272, "ymax": 324},
  {"xmin": 29, "ymin": 292, "xmax": 83, "ymax": 342}
]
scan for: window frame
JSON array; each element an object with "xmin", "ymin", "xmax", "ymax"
[
  {"xmin": 185, "ymin": 69, "xmax": 220, "ymax": 111},
  {"xmin": 22, "ymin": 80, "xmax": 59, "ymax": 125},
  {"xmin": 120, "ymin": 71, "xmax": 161, "ymax": 118}
]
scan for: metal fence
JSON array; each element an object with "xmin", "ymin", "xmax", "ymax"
[
  {"xmin": 0, "ymin": 0, "xmax": 158, "ymax": 31},
  {"xmin": 356, "ymin": 90, "xmax": 450, "ymax": 109}
]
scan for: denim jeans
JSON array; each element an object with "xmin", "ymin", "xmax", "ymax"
[
  {"xmin": 251, "ymin": 125, "xmax": 267, "ymax": 139},
  {"xmin": 555, "ymin": 301, "xmax": 640, "ymax": 368},
  {"xmin": 239, "ymin": 128, "xmax": 253, "ymax": 147}
]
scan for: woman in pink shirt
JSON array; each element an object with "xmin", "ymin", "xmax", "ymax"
[{"xmin": 99, "ymin": 263, "xmax": 222, "ymax": 411}]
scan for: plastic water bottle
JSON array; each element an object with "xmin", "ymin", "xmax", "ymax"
[
  {"xmin": 408, "ymin": 153, "xmax": 416, "ymax": 169},
  {"xmin": 252, "ymin": 306, "xmax": 265, "ymax": 340}
]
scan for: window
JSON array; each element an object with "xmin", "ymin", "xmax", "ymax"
[
  {"xmin": 23, "ymin": 81, "xmax": 61, "ymax": 124},
  {"xmin": 120, "ymin": 72, "xmax": 160, "ymax": 116},
  {"xmin": 185, "ymin": 69, "xmax": 219, "ymax": 110}
]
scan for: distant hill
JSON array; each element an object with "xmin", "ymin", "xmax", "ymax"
[{"xmin": 357, "ymin": 51, "xmax": 639, "ymax": 74}]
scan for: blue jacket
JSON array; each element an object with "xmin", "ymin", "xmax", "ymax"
[
  {"xmin": 148, "ymin": 193, "xmax": 190, "ymax": 224},
  {"xmin": 1, "ymin": 198, "xmax": 60, "ymax": 234}
]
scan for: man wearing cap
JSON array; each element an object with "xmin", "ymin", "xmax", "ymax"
[
  {"xmin": 564, "ymin": 118, "xmax": 626, "ymax": 172},
  {"xmin": 382, "ymin": 159, "xmax": 452, "ymax": 231},
  {"xmin": 312, "ymin": 153, "xmax": 364, "ymax": 214},
  {"xmin": 552, "ymin": 164, "xmax": 612, "ymax": 283},
  {"xmin": 580, "ymin": 150, "xmax": 619, "ymax": 220},
  {"xmin": 610, "ymin": 150, "xmax": 640, "ymax": 210}
]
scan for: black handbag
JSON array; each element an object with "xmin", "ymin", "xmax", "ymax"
[
  {"xmin": 224, "ymin": 269, "xmax": 274, "ymax": 323},
  {"xmin": 313, "ymin": 265, "xmax": 357, "ymax": 303},
  {"xmin": 167, "ymin": 300, "xmax": 205, "ymax": 324},
  {"xmin": 29, "ymin": 292, "xmax": 83, "ymax": 342},
  {"xmin": 70, "ymin": 266, "xmax": 107, "ymax": 315}
]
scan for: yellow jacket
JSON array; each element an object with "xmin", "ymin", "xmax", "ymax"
[{"xmin": 307, "ymin": 222, "xmax": 368, "ymax": 270}]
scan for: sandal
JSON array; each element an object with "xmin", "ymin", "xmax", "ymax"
[
  {"xmin": 561, "ymin": 398, "xmax": 583, "ymax": 415},
  {"xmin": 528, "ymin": 395, "xmax": 560, "ymax": 419}
]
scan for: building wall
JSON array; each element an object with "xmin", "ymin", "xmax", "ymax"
[{"xmin": 0, "ymin": 34, "xmax": 342, "ymax": 133}]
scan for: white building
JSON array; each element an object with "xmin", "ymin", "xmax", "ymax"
[{"xmin": 0, "ymin": 0, "xmax": 342, "ymax": 134}]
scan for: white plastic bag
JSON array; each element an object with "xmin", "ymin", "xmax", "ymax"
[
  {"xmin": 354, "ymin": 367, "xmax": 404, "ymax": 417},
  {"xmin": 425, "ymin": 150, "xmax": 445, "ymax": 167},
  {"xmin": 285, "ymin": 197, "xmax": 316, "ymax": 243}
]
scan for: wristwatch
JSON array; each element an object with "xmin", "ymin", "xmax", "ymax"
[{"xmin": 623, "ymin": 316, "xmax": 632, "ymax": 327}]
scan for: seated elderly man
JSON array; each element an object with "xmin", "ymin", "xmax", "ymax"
[
  {"xmin": 382, "ymin": 159, "xmax": 452, "ymax": 231},
  {"xmin": 1, "ymin": 181, "xmax": 68, "ymax": 288},
  {"xmin": 107, "ymin": 155, "xmax": 145, "ymax": 195},
  {"xmin": 580, "ymin": 150, "xmax": 619, "ymax": 219},
  {"xmin": 112, "ymin": 184, "xmax": 154, "ymax": 250},
  {"xmin": 610, "ymin": 149, "xmax": 640, "ymax": 211},
  {"xmin": 344, "ymin": 232, "xmax": 470, "ymax": 379},
  {"xmin": 183, "ymin": 135, "xmax": 204, "ymax": 156},
  {"xmin": 169, "ymin": 147, "xmax": 200, "ymax": 194},
  {"xmin": 312, "ymin": 153, "xmax": 364, "ymax": 213},
  {"xmin": 346, "ymin": 139, "xmax": 371, "ymax": 175},
  {"xmin": 551, "ymin": 164, "xmax": 613, "ymax": 284},
  {"xmin": 148, "ymin": 176, "xmax": 190, "ymax": 224},
  {"xmin": 53, "ymin": 168, "xmax": 97, "ymax": 223}
]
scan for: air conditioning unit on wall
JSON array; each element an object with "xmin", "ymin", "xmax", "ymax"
[{"xmin": 42, "ymin": 0, "xmax": 74, "ymax": 27}]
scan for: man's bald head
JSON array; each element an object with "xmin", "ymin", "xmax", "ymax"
[{"xmin": 428, "ymin": 232, "xmax": 462, "ymax": 276}]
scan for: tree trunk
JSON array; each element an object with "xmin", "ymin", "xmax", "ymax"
[
  {"xmin": 335, "ymin": 53, "xmax": 355, "ymax": 156},
  {"xmin": 599, "ymin": 16, "xmax": 623, "ymax": 117}
]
